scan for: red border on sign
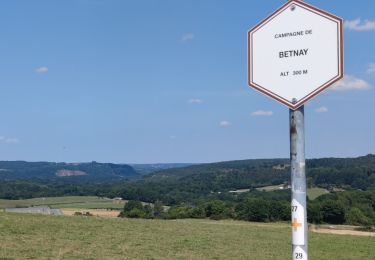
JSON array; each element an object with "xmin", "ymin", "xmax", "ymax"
[{"xmin": 247, "ymin": 0, "xmax": 344, "ymax": 110}]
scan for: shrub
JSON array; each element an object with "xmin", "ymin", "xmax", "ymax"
[
  {"xmin": 321, "ymin": 200, "xmax": 345, "ymax": 224},
  {"xmin": 346, "ymin": 207, "xmax": 371, "ymax": 226},
  {"xmin": 126, "ymin": 208, "xmax": 146, "ymax": 218},
  {"xmin": 235, "ymin": 199, "xmax": 269, "ymax": 222},
  {"xmin": 203, "ymin": 200, "xmax": 231, "ymax": 220},
  {"xmin": 164, "ymin": 206, "xmax": 194, "ymax": 219},
  {"xmin": 120, "ymin": 200, "xmax": 149, "ymax": 218}
]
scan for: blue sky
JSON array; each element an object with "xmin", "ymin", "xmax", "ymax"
[{"xmin": 0, "ymin": 0, "xmax": 374, "ymax": 163}]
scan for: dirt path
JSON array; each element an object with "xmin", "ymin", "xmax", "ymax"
[
  {"xmin": 310, "ymin": 225, "xmax": 375, "ymax": 237},
  {"xmin": 61, "ymin": 208, "xmax": 121, "ymax": 218}
]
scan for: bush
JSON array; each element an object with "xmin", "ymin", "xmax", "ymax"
[
  {"xmin": 269, "ymin": 201, "xmax": 290, "ymax": 221},
  {"xmin": 191, "ymin": 206, "xmax": 206, "ymax": 219},
  {"xmin": 74, "ymin": 211, "xmax": 93, "ymax": 217},
  {"xmin": 235, "ymin": 199, "xmax": 269, "ymax": 222},
  {"xmin": 346, "ymin": 208, "xmax": 371, "ymax": 226},
  {"xmin": 126, "ymin": 208, "xmax": 147, "ymax": 218},
  {"xmin": 123, "ymin": 200, "xmax": 143, "ymax": 213},
  {"xmin": 120, "ymin": 200, "xmax": 149, "ymax": 218},
  {"xmin": 307, "ymin": 202, "xmax": 323, "ymax": 224},
  {"xmin": 203, "ymin": 200, "xmax": 231, "ymax": 220},
  {"xmin": 321, "ymin": 200, "xmax": 345, "ymax": 224},
  {"xmin": 143, "ymin": 205, "xmax": 154, "ymax": 219},
  {"xmin": 164, "ymin": 206, "xmax": 194, "ymax": 219},
  {"xmin": 153, "ymin": 200, "xmax": 164, "ymax": 218}
]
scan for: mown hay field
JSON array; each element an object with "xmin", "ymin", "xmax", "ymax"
[{"xmin": 0, "ymin": 212, "xmax": 374, "ymax": 259}]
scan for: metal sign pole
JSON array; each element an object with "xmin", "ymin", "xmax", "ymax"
[
  {"xmin": 290, "ymin": 105, "xmax": 308, "ymax": 260},
  {"xmin": 248, "ymin": 0, "xmax": 342, "ymax": 257},
  {"xmin": 289, "ymin": 1, "xmax": 307, "ymax": 259}
]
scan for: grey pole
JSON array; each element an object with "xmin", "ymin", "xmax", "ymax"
[{"xmin": 289, "ymin": 105, "xmax": 308, "ymax": 260}]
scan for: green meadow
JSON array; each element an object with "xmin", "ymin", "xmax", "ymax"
[
  {"xmin": 0, "ymin": 196, "xmax": 124, "ymax": 210},
  {"xmin": 256, "ymin": 186, "xmax": 330, "ymax": 200},
  {"xmin": 306, "ymin": 187, "xmax": 330, "ymax": 200},
  {"xmin": 0, "ymin": 212, "xmax": 373, "ymax": 259}
]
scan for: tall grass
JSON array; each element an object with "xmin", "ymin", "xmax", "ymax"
[{"xmin": 0, "ymin": 212, "xmax": 373, "ymax": 259}]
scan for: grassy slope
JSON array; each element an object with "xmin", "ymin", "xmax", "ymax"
[
  {"xmin": 256, "ymin": 186, "xmax": 329, "ymax": 200},
  {"xmin": 0, "ymin": 196, "xmax": 124, "ymax": 209},
  {"xmin": 0, "ymin": 213, "xmax": 373, "ymax": 259},
  {"xmin": 307, "ymin": 188, "xmax": 330, "ymax": 200}
]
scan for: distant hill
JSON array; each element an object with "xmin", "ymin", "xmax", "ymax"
[
  {"xmin": 146, "ymin": 154, "xmax": 375, "ymax": 191},
  {"xmin": 0, "ymin": 161, "xmax": 139, "ymax": 182},
  {"xmin": 111, "ymin": 154, "xmax": 375, "ymax": 204},
  {"xmin": 130, "ymin": 163, "xmax": 196, "ymax": 175},
  {"xmin": 146, "ymin": 158, "xmax": 289, "ymax": 181},
  {"xmin": 1, "ymin": 155, "xmax": 375, "ymax": 203}
]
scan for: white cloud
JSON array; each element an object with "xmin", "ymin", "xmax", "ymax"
[
  {"xmin": 344, "ymin": 18, "xmax": 375, "ymax": 31},
  {"xmin": 315, "ymin": 106, "xmax": 328, "ymax": 113},
  {"xmin": 330, "ymin": 75, "xmax": 371, "ymax": 91},
  {"xmin": 35, "ymin": 66, "xmax": 49, "ymax": 74},
  {"xmin": 181, "ymin": 33, "xmax": 195, "ymax": 43},
  {"xmin": 251, "ymin": 110, "xmax": 273, "ymax": 117},
  {"xmin": 4, "ymin": 138, "xmax": 19, "ymax": 144},
  {"xmin": 219, "ymin": 121, "xmax": 231, "ymax": 127},
  {"xmin": 366, "ymin": 63, "xmax": 375, "ymax": 75},
  {"xmin": 188, "ymin": 98, "xmax": 203, "ymax": 104},
  {"xmin": 0, "ymin": 136, "xmax": 20, "ymax": 144}
]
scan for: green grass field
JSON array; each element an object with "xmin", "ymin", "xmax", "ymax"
[
  {"xmin": 0, "ymin": 212, "xmax": 373, "ymax": 259},
  {"xmin": 0, "ymin": 196, "xmax": 125, "ymax": 210},
  {"xmin": 307, "ymin": 188, "xmax": 329, "ymax": 200},
  {"xmin": 256, "ymin": 186, "xmax": 329, "ymax": 200}
]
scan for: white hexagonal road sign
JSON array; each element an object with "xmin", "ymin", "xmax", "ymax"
[{"xmin": 248, "ymin": 0, "xmax": 343, "ymax": 110}]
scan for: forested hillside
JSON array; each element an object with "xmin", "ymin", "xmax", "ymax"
[
  {"xmin": 1, "ymin": 154, "xmax": 374, "ymax": 203},
  {"xmin": 1, "ymin": 155, "xmax": 375, "ymax": 226},
  {"xmin": 130, "ymin": 163, "xmax": 195, "ymax": 175},
  {"xmin": 0, "ymin": 161, "xmax": 139, "ymax": 182},
  {"xmin": 141, "ymin": 154, "xmax": 375, "ymax": 197}
]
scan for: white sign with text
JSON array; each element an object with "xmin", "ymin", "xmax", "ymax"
[{"xmin": 248, "ymin": 0, "xmax": 343, "ymax": 109}]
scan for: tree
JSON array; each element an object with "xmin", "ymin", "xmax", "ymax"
[
  {"xmin": 321, "ymin": 200, "xmax": 345, "ymax": 224},
  {"xmin": 123, "ymin": 200, "xmax": 143, "ymax": 213},
  {"xmin": 143, "ymin": 204, "xmax": 153, "ymax": 219},
  {"xmin": 165, "ymin": 206, "xmax": 194, "ymax": 219},
  {"xmin": 236, "ymin": 199, "xmax": 269, "ymax": 222},
  {"xmin": 204, "ymin": 200, "xmax": 231, "ymax": 220},
  {"xmin": 153, "ymin": 200, "xmax": 164, "ymax": 218},
  {"xmin": 346, "ymin": 208, "xmax": 371, "ymax": 226},
  {"xmin": 307, "ymin": 203, "xmax": 322, "ymax": 224},
  {"xmin": 191, "ymin": 206, "xmax": 206, "ymax": 219},
  {"xmin": 121, "ymin": 200, "xmax": 147, "ymax": 218},
  {"xmin": 269, "ymin": 201, "xmax": 290, "ymax": 221},
  {"xmin": 126, "ymin": 208, "xmax": 146, "ymax": 218}
]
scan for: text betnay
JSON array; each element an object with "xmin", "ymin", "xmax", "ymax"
[{"xmin": 279, "ymin": 49, "xmax": 308, "ymax": 58}]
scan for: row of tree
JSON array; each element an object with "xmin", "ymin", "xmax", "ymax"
[
  {"xmin": 308, "ymin": 190, "xmax": 375, "ymax": 226},
  {"xmin": 119, "ymin": 199, "xmax": 290, "ymax": 222},
  {"xmin": 119, "ymin": 189, "xmax": 375, "ymax": 227}
]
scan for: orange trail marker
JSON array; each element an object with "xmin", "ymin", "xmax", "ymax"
[{"xmin": 292, "ymin": 218, "xmax": 302, "ymax": 231}]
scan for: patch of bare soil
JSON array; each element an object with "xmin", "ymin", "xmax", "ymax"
[
  {"xmin": 310, "ymin": 224, "xmax": 375, "ymax": 237},
  {"xmin": 61, "ymin": 208, "xmax": 121, "ymax": 218}
]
